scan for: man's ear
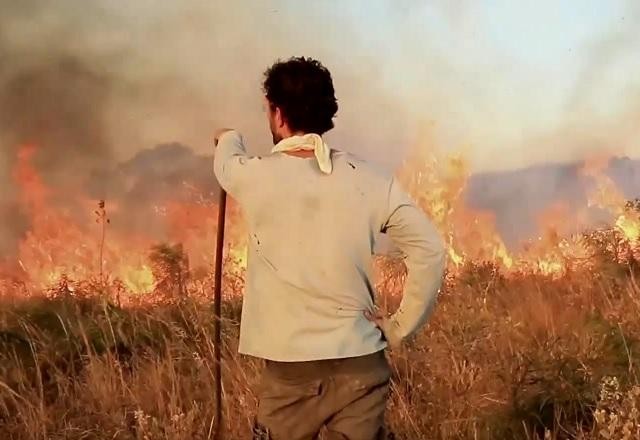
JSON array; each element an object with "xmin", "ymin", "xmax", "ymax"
[{"xmin": 275, "ymin": 106, "xmax": 286, "ymax": 128}]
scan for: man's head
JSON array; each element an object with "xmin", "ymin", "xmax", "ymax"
[{"xmin": 262, "ymin": 57, "xmax": 338, "ymax": 144}]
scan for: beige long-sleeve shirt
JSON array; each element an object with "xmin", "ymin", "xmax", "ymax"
[{"xmin": 214, "ymin": 130, "xmax": 446, "ymax": 362}]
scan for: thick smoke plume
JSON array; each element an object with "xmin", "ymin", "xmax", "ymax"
[
  {"xmin": 0, "ymin": 56, "xmax": 114, "ymax": 184},
  {"xmin": 0, "ymin": 1, "xmax": 121, "ymax": 255},
  {"xmin": 101, "ymin": 143, "xmax": 219, "ymax": 239},
  {"xmin": 0, "ymin": 0, "xmax": 639, "ymax": 259},
  {"xmin": 0, "ymin": 1, "xmax": 202, "ymax": 255},
  {"xmin": 466, "ymin": 157, "xmax": 640, "ymax": 246},
  {"xmin": 0, "ymin": 0, "xmax": 407, "ymax": 257}
]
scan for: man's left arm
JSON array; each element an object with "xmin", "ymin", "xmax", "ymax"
[{"xmin": 372, "ymin": 179, "xmax": 447, "ymax": 349}]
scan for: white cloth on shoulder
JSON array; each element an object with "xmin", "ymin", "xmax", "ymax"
[{"xmin": 271, "ymin": 133, "xmax": 332, "ymax": 174}]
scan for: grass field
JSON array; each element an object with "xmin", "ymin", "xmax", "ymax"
[{"xmin": 1, "ymin": 246, "xmax": 640, "ymax": 439}]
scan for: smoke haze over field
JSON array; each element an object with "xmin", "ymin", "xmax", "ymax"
[{"xmin": 1, "ymin": 0, "xmax": 639, "ymax": 255}]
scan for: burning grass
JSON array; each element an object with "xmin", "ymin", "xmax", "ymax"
[
  {"xmin": 1, "ymin": 253, "xmax": 640, "ymax": 439},
  {"xmin": 2, "ymin": 143, "xmax": 640, "ymax": 438}
]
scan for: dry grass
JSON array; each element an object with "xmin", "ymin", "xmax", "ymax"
[{"xmin": 1, "ymin": 255, "xmax": 640, "ymax": 439}]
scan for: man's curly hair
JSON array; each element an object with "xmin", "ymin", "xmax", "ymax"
[{"xmin": 263, "ymin": 57, "xmax": 338, "ymax": 135}]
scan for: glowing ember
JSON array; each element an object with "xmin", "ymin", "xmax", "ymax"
[
  {"xmin": 616, "ymin": 215, "xmax": 640, "ymax": 243},
  {"xmin": 13, "ymin": 144, "xmax": 49, "ymax": 212},
  {"xmin": 536, "ymin": 258, "xmax": 564, "ymax": 277},
  {"xmin": 118, "ymin": 265, "xmax": 155, "ymax": 294},
  {"xmin": 229, "ymin": 245, "xmax": 248, "ymax": 271}
]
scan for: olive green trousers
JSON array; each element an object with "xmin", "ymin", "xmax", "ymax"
[{"xmin": 252, "ymin": 351, "xmax": 392, "ymax": 440}]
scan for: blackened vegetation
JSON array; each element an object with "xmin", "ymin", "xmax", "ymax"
[
  {"xmin": 149, "ymin": 243, "xmax": 190, "ymax": 299},
  {"xmin": 625, "ymin": 198, "xmax": 640, "ymax": 213}
]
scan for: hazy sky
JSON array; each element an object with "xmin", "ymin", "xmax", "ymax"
[
  {"xmin": 315, "ymin": 0, "xmax": 640, "ymax": 170},
  {"xmin": 2, "ymin": 0, "xmax": 639, "ymax": 173}
]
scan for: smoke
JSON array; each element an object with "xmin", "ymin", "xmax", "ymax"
[
  {"xmin": 536, "ymin": 0, "xmax": 640, "ymax": 164},
  {"xmin": 480, "ymin": 1, "xmax": 640, "ymax": 242},
  {"xmin": 568, "ymin": 1, "xmax": 640, "ymax": 113},
  {"xmin": 0, "ymin": 0, "xmax": 412, "ymax": 167},
  {"xmin": 0, "ymin": 0, "xmax": 411, "ymax": 256},
  {"xmin": 0, "ymin": 56, "xmax": 114, "ymax": 183},
  {"xmin": 0, "ymin": 1, "xmax": 121, "ymax": 254},
  {"xmin": 0, "ymin": 0, "xmax": 638, "ymax": 258},
  {"xmin": 0, "ymin": 1, "xmax": 238, "ymax": 255},
  {"xmin": 466, "ymin": 158, "xmax": 640, "ymax": 246},
  {"xmin": 97, "ymin": 143, "xmax": 218, "ymax": 239}
]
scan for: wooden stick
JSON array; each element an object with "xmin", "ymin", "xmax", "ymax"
[{"xmin": 213, "ymin": 188, "xmax": 227, "ymax": 440}]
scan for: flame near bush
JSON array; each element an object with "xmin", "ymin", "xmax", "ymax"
[
  {"xmin": 2, "ymin": 143, "xmax": 638, "ymax": 300},
  {"xmin": 0, "ymin": 143, "xmax": 639, "ymax": 439}
]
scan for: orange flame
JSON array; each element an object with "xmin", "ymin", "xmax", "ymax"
[{"xmin": 3, "ymin": 142, "xmax": 638, "ymax": 298}]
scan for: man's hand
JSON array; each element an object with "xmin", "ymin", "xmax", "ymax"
[
  {"xmin": 364, "ymin": 308, "xmax": 386, "ymax": 329},
  {"xmin": 364, "ymin": 308, "xmax": 403, "ymax": 350},
  {"xmin": 213, "ymin": 128, "xmax": 234, "ymax": 147}
]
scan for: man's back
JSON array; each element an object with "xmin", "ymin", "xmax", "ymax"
[
  {"xmin": 214, "ymin": 131, "xmax": 446, "ymax": 361},
  {"xmin": 237, "ymin": 148, "xmax": 391, "ymax": 361}
]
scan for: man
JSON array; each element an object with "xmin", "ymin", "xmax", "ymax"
[{"xmin": 213, "ymin": 57, "xmax": 445, "ymax": 440}]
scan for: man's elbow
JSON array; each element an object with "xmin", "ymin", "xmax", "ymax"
[
  {"xmin": 434, "ymin": 245, "xmax": 447, "ymax": 270},
  {"xmin": 431, "ymin": 245, "xmax": 447, "ymax": 279},
  {"xmin": 213, "ymin": 161, "xmax": 239, "ymax": 197},
  {"xmin": 213, "ymin": 160, "xmax": 228, "ymax": 191},
  {"xmin": 424, "ymin": 223, "xmax": 447, "ymax": 266},
  {"xmin": 411, "ymin": 235, "xmax": 446, "ymax": 276},
  {"xmin": 434, "ymin": 230, "xmax": 446, "ymax": 254}
]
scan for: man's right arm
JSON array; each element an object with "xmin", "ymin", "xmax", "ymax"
[
  {"xmin": 378, "ymin": 178, "xmax": 447, "ymax": 348},
  {"xmin": 213, "ymin": 130, "xmax": 254, "ymax": 199}
]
